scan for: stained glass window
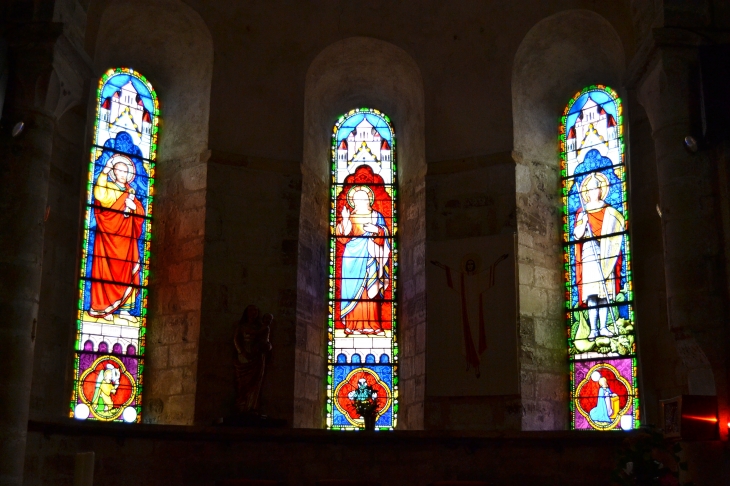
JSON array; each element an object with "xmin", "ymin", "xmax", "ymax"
[
  {"xmin": 561, "ymin": 86, "xmax": 639, "ymax": 431},
  {"xmin": 327, "ymin": 108, "xmax": 397, "ymax": 430},
  {"xmin": 70, "ymin": 68, "xmax": 159, "ymax": 423}
]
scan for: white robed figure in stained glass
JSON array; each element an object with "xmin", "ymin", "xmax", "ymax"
[
  {"xmin": 573, "ymin": 171, "xmax": 625, "ymax": 340},
  {"xmin": 336, "ymin": 185, "xmax": 391, "ymax": 335}
]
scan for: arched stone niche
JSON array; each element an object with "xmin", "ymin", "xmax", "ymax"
[
  {"xmin": 90, "ymin": 0, "xmax": 213, "ymax": 425},
  {"xmin": 295, "ymin": 36, "xmax": 426, "ymax": 429},
  {"xmin": 512, "ymin": 9, "xmax": 625, "ymax": 430}
]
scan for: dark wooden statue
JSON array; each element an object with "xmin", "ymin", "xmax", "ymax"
[{"xmin": 233, "ymin": 305, "xmax": 273, "ymax": 414}]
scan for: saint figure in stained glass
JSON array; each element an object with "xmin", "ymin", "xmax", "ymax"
[
  {"xmin": 89, "ymin": 153, "xmax": 145, "ymax": 322},
  {"xmin": 336, "ymin": 185, "xmax": 391, "ymax": 335},
  {"xmin": 574, "ymin": 171, "xmax": 625, "ymax": 340}
]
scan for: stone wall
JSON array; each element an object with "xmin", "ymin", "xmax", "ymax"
[
  {"xmin": 144, "ymin": 152, "xmax": 208, "ymax": 425},
  {"xmin": 13, "ymin": 0, "xmax": 729, "ymax": 445},
  {"xmin": 624, "ymin": 93, "xmax": 687, "ymax": 425},
  {"xmin": 397, "ymin": 174, "xmax": 427, "ymax": 429},
  {"xmin": 26, "ymin": 2, "xmax": 95, "ymax": 426},
  {"xmin": 87, "ymin": 0, "xmax": 214, "ymax": 425},
  {"xmin": 296, "ymin": 37, "xmax": 426, "ymax": 429},
  {"xmin": 293, "ymin": 163, "xmax": 329, "ymax": 428},
  {"xmin": 424, "ymin": 153, "xmax": 519, "ymax": 430},
  {"xmin": 196, "ymin": 155, "xmax": 301, "ymax": 425},
  {"xmin": 511, "ymin": 10, "xmax": 626, "ymax": 430},
  {"xmin": 31, "ymin": 105, "xmax": 87, "ymax": 422},
  {"xmin": 513, "ymin": 151, "xmax": 566, "ymax": 430},
  {"xmin": 633, "ymin": 27, "xmax": 730, "ymax": 436}
]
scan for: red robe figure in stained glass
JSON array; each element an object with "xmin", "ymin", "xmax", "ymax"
[
  {"xmin": 336, "ymin": 185, "xmax": 391, "ymax": 335},
  {"xmin": 88, "ymin": 154, "xmax": 144, "ymax": 323}
]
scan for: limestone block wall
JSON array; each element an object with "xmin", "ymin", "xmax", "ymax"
[
  {"xmin": 20, "ymin": 0, "xmax": 728, "ymax": 445},
  {"xmin": 31, "ymin": 106, "xmax": 88, "ymax": 421},
  {"xmin": 25, "ymin": 19, "xmax": 95, "ymax": 423},
  {"xmin": 424, "ymin": 153, "xmax": 520, "ymax": 430},
  {"xmin": 293, "ymin": 164, "xmax": 329, "ymax": 428},
  {"xmin": 398, "ymin": 175, "xmax": 427, "ymax": 429},
  {"xmin": 195, "ymin": 155, "xmax": 301, "ymax": 425},
  {"xmin": 144, "ymin": 153, "xmax": 208, "ymax": 425},
  {"xmin": 295, "ymin": 36, "xmax": 426, "ymax": 429},
  {"xmin": 637, "ymin": 47, "xmax": 730, "ymax": 433},
  {"xmin": 511, "ymin": 9, "xmax": 627, "ymax": 430},
  {"xmin": 514, "ymin": 152, "xmax": 566, "ymax": 430},
  {"xmin": 624, "ymin": 94, "xmax": 687, "ymax": 425},
  {"xmin": 85, "ymin": 0, "xmax": 214, "ymax": 425}
]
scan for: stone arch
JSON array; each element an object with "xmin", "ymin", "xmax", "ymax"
[
  {"xmin": 88, "ymin": 0, "xmax": 213, "ymax": 425},
  {"xmin": 512, "ymin": 9, "xmax": 625, "ymax": 430},
  {"xmin": 295, "ymin": 36, "xmax": 426, "ymax": 429},
  {"xmin": 91, "ymin": 0, "xmax": 213, "ymax": 160}
]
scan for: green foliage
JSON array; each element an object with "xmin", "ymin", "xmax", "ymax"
[{"xmin": 569, "ymin": 289, "xmax": 636, "ymax": 357}]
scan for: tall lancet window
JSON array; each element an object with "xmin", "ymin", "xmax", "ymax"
[
  {"xmin": 71, "ymin": 68, "xmax": 159, "ymax": 423},
  {"xmin": 327, "ymin": 108, "xmax": 398, "ymax": 430},
  {"xmin": 562, "ymin": 86, "xmax": 639, "ymax": 431}
]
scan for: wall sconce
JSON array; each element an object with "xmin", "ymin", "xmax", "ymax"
[
  {"xmin": 660, "ymin": 395, "xmax": 719, "ymax": 440},
  {"xmin": 683, "ymin": 135, "xmax": 699, "ymax": 153},
  {"xmin": 11, "ymin": 121, "xmax": 24, "ymax": 138}
]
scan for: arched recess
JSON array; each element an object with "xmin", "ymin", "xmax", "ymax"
[
  {"xmin": 295, "ymin": 36, "xmax": 426, "ymax": 429},
  {"xmin": 512, "ymin": 9, "xmax": 626, "ymax": 430},
  {"xmin": 89, "ymin": 0, "xmax": 213, "ymax": 425}
]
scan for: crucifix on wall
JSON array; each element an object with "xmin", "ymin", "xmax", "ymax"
[{"xmin": 430, "ymin": 253, "xmax": 508, "ymax": 378}]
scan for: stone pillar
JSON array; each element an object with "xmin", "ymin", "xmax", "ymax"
[
  {"xmin": 637, "ymin": 43, "xmax": 729, "ymax": 437},
  {"xmin": 0, "ymin": 24, "xmax": 60, "ymax": 484}
]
